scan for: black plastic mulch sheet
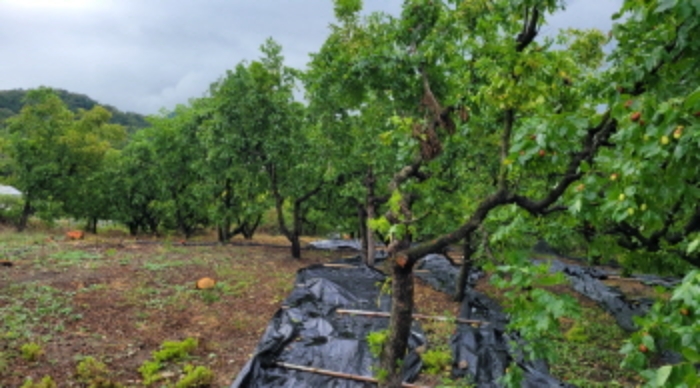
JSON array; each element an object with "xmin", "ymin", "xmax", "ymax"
[
  {"xmin": 413, "ymin": 255, "xmax": 572, "ymax": 387},
  {"xmin": 230, "ymin": 263, "xmax": 425, "ymax": 388},
  {"xmin": 539, "ymin": 258, "xmax": 655, "ymax": 333},
  {"xmin": 306, "ymin": 239, "xmax": 364, "ymax": 251},
  {"xmin": 451, "ymin": 288, "xmax": 575, "ymax": 388},
  {"xmin": 414, "ymin": 254, "xmax": 482, "ymax": 295}
]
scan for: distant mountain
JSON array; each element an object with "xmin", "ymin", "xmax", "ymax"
[{"xmin": 0, "ymin": 88, "xmax": 150, "ymax": 133}]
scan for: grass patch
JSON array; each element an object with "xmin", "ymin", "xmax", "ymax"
[{"xmin": 551, "ymin": 306, "xmax": 640, "ymax": 386}]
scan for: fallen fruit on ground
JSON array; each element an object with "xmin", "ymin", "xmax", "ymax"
[{"xmin": 196, "ymin": 277, "xmax": 217, "ymax": 290}]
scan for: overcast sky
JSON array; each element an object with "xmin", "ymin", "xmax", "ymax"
[{"xmin": 0, "ymin": 0, "xmax": 622, "ymax": 116}]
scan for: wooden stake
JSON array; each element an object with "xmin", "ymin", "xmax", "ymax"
[
  {"xmin": 275, "ymin": 362, "xmax": 429, "ymax": 388},
  {"xmin": 323, "ymin": 263, "xmax": 358, "ymax": 268},
  {"xmin": 604, "ymin": 275, "xmax": 646, "ymax": 283},
  {"xmin": 336, "ymin": 309, "xmax": 488, "ymax": 326}
]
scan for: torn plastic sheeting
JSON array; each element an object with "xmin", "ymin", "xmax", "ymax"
[
  {"xmin": 451, "ymin": 289, "xmax": 574, "ymax": 388},
  {"xmin": 231, "ymin": 263, "xmax": 426, "ymax": 388}
]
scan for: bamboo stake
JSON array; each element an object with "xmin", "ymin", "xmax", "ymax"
[
  {"xmin": 336, "ymin": 309, "xmax": 488, "ymax": 326},
  {"xmin": 275, "ymin": 362, "xmax": 429, "ymax": 388},
  {"xmin": 323, "ymin": 263, "xmax": 358, "ymax": 268}
]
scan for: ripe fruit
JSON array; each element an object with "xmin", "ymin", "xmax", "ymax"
[
  {"xmin": 610, "ymin": 173, "xmax": 619, "ymax": 181},
  {"xmin": 539, "ymin": 149, "xmax": 546, "ymax": 157},
  {"xmin": 624, "ymin": 100, "xmax": 634, "ymax": 109},
  {"xmin": 576, "ymin": 184, "xmax": 585, "ymax": 192},
  {"xmin": 674, "ymin": 125, "xmax": 683, "ymax": 139},
  {"xmin": 630, "ymin": 112, "xmax": 641, "ymax": 122},
  {"xmin": 619, "ymin": 193, "xmax": 626, "ymax": 201},
  {"xmin": 638, "ymin": 344, "xmax": 649, "ymax": 353},
  {"xmin": 661, "ymin": 135, "xmax": 670, "ymax": 145},
  {"xmin": 641, "ymin": 203, "xmax": 648, "ymax": 211},
  {"xmin": 680, "ymin": 308, "xmax": 689, "ymax": 316},
  {"xmin": 195, "ymin": 277, "xmax": 216, "ymax": 290}
]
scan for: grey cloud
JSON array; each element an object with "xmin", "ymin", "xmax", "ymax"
[{"xmin": 1, "ymin": 0, "xmax": 620, "ymax": 115}]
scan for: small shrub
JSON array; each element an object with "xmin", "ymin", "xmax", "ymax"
[
  {"xmin": 138, "ymin": 360, "xmax": 163, "ymax": 386},
  {"xmin": 366, "ymin": 329, "xmax": 388, "ymax": 358},
  {"xmin": 0, "ymin": 194, "xmax": 24, "ymax": 226},
  {"xmin": 20, "ymin": 342, "xmax": 44, "ymax": 362},
  {"xmin": 75, "ymin": 356, "xmax": 123, "ymax": 387},
  {"xmin": 154, "ymin": 338, "xmax": 198, "ymax": 362},
  {"xmin": 139, "ymin": 338, "xmax": 199, "ymax": 386},
  {"xmin": 21, "ymin": 376, "xmax": 57, "ymax": 388},
  {"xmin": 175, "ymin": 365, "xmax": 214, "ymax": 388},
  {"xmin": 421, "ymin": 349, "xmax": 452, "ymax": 375}
]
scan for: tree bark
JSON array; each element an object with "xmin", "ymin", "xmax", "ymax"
[
  {"xmin": 358, "ymin": 202, "xmax": 369, "ymax": 262},
  {"xmin": 85, "ymin": 217, "xmax": 98, "ymax": 234},
  {"xmin": 17, "ymin": 198, "xmax": 31, "ymax": 232},
  {"xmin": 365, "ymin": 168, "xmax": 377, "ymax": 267},
  {"xmin": 379, "ymin": 262, "xmax": 415, "ymax": 388},
  {"xmin": 454, "ymin": 234, "xmax": 476, "ymax": 302}
]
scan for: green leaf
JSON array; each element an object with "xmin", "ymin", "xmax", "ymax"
[
  {"xmin": 685, "ymin": 86, "xmax": 700, "ymax": 109},
  {"xmin": 656, "ymin": 365, "xmax": 673, "ymax": 386},
  {"xmin": 688, "ymin": 238, "xmax": 700, "ymax": 254},
  {"xmin": 681, "ymin": 347, "xmax": 700, "ymax": 363}
]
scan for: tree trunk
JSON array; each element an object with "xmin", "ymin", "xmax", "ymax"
[
  {"xmin": 379, "ymin": 262, "xmax": 415, "ymax": 388},
  {"xmin": 85, "ymin": 217, "xmax": 98, "ymax": 234},
  {"xmin": 365, "ymin": 167, "xmax": 377, "ymax": 266},
  {"xmin": 291, "ymin": 202, "xmax": 303, "ymax": 259},
  {"xmin": 454, "ymin": 233, "xmax": 476, "ymax": 302},
  {"xmin": 217, "ymin": 224, "xmax": 229, "ymax": 243},
  {"xmin": 366, "ymin": 203, "xmax": 377, "ymax": 267},
  {"xmin": 242, "ymin": 215, "xmax": 261, "ymax": 239},
  {"xmin": 358, "ymin": 203, "xmax": 369, "ymax": 262},
  {"xmin": 291, "ymin": 234, "xmax": 301, "ymax": 259},
  {"xmin": 17, "ymin": 199, "xmax": 32, "ymax": 232}
]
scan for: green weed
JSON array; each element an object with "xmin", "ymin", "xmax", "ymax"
[
  {"xmin": 175, "ymin": 365, "xmax": 214, "ymax": 388},
  {"xmin": 421, "ymin": 349, "xmax": 452, "ymax": 375},
  {"xmin": 139, "ymin": 338, "xmax": 199, "ymax": 386},
  {"xmin": 367, "ymin": 329, "xmax": 389, "ymax": 358},
  {"xmin": 20, "ymin": 375, "xmax": 56, "ymax": 388},
  {"xmin": 20, "ymin": 342, "xmax": 44, "ymax": 361}
]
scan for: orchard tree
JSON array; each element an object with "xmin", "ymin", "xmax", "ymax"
[
  {"xmin": 111, "ymin": 130, "xmax": 163, "ymax": 235},
  {"xmin": 210, "ymin": 39, "xmax": 344, "ymax": 257},
  {"xmin": 317, "ymin": 0, "xmax": 621, "ymax": 385},
  {"xmin": 204, "ymin": 63, "xmax": 273, "ymax": 243},
  {"xmin": 146, "ymin": 105, "xmax": 210, "ymax": 238},
  {"xmin": 317, "ymin": 0, "xmax": 700, "ymax": 385},
  {"xmin": 565, "ymin": 0, "xmax": 700, "ymax": 275},
  {"xmin": 4, "ymin": 88, "xmax": 125, "ymax": 231}
]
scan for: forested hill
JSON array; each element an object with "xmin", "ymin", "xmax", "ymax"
[{"xmin": 0, "ymin": 88, "xmax": 149, "ymax": 132}]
